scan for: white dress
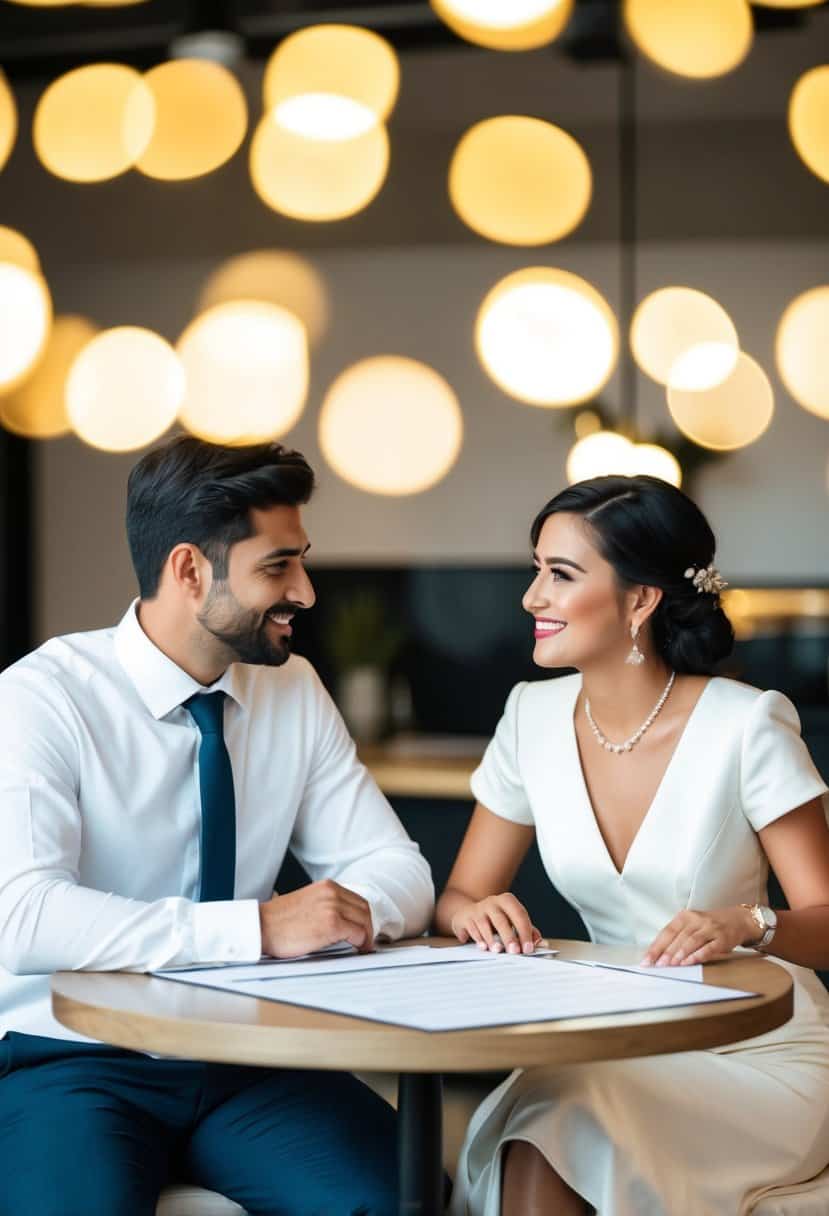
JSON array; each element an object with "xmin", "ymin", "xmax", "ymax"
[{"xmin": 450, "ymin": 675, "xmax": 829, "ymax": 1216}]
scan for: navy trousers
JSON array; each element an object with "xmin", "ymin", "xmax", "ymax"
[{"xmin": 0, "ymin": 1034, "xmax": 399, "ymax": 1216}]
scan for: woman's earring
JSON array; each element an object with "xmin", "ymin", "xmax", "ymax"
[{"xmin": 626, "ymin": 623, "xmax": 645, "ymax": 666}]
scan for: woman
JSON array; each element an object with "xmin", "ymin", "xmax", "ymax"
[{"xmin": 436, "ymin": 475, "xmax": 829, "ymax": 1216}]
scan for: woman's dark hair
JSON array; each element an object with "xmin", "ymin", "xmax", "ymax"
[
  {"xmin": 531, "ymin": 475, "xmax": 734, "ymax": 675},
  {"xmin": 126, "ymin": 435, "xmax": 315, "ymax": 599}
]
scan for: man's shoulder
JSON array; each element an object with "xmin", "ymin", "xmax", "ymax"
[{"xmin": 0, "ymin": 625, "xmax": 118, "ymax": 704}]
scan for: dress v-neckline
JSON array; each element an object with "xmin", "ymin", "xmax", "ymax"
[{"xmin": 567, "ymin": 675, "xmax": 717, "ymax": 878}]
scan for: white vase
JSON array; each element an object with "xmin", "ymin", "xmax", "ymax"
[{"xmin": 339, "ymin": 665, "xmax": 385, "ymax": 743}]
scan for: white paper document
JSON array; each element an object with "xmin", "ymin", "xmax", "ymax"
[
  {"xmin": 155, "ymin": 942, "xmax": 532, "ymax": 983},
  {"xmin": 154, "ymin": 951, "xmax": 753, "ymax": 1032}
]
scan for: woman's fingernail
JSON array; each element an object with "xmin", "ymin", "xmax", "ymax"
[
  {"xmin": 656, "ymin": 954, "xmax": 669, "ymax": 966},
  {"xmin": 673, "ymin": 952, "xmax": 684, "ymax": 964},
  {"xmin": 476, "ymin": 941, "xmax": 487, "ymax": 950},
  {"xmin": 507, "ymin": 941, "xmax": 520, "ymax": 954},
  {"xmin": 524, "ymin": 941, "xmax": 535, "ymax": 954},
  {"xmin": 639, "ymin": 957, "xmax": 652, "ymax": 966},
  {"xmin": 492, "ymin": 942, "xmax": 503, "ymax": 953}
]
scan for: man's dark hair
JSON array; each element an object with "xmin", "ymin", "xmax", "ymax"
[{"xmin": 126, "ymin": 436, "xmax": 315, "ymax": 599}]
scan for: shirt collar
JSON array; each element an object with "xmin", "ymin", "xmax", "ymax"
[{"xmin": 114, "ymin": 600, "xmax": 245, "ymax": 721}]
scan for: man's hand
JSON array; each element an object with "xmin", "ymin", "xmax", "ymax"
[
  {"xmin": 451, "ymin": 893, "xmax": 542, "ymax": 955},
  {"xmin": 259, "ymin": 879, "xmax": 375, "ymax": 958}
]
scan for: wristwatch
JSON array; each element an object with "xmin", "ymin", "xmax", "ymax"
[{"xmin": 740, "ymin": 903, "xmax": 777, "ymax": 950}]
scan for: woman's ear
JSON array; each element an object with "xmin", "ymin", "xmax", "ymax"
[{"xmin": 632, "ymin": 584, "xmax": 663, "ymax": 631}]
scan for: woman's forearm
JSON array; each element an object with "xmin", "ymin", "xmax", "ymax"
[
  {"xmin": 434, "ymin": 886, "xmax": 476, "ymax": 936},
  {"xmin": 764, "ymin": 905, "xmax": 829, "ymax": 970}
]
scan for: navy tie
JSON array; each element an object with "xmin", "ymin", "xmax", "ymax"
[{"xmin": 185, "ymin": 691, "xmax": 236, "ymax": 902}]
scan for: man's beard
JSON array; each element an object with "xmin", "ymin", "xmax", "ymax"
[{"xmin": 197, "ymin": 584, "xmax": 297, "ymax": 667}]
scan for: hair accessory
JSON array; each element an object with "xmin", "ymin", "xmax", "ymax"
[{"xmin": 684, "ymin": 563, "xmax": 728, "ymax": 596}]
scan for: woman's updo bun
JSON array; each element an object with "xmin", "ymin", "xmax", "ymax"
[{"xmin": 530, "ymin": 475, "xmax": 735, "ymax": 675}]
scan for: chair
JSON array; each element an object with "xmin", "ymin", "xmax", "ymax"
[
  {"xmin": 751, "ymin": 1167, "xmax": 829, "ymax": 1214},
  {"xmin": 156, "ymin": 1185, "xmax": 247, "ymax": 1215}
]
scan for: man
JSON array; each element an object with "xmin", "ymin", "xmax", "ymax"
[{"xmin": 0, "ymin": 436, "xmax": 433, "ymax": 1216}]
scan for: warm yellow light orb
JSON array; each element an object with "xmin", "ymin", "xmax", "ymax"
[
  {"xmin": 0, "ymin": 315, "xmax": 97, "ymax": 439},
  {"xmin": 431, "ymin": 0, "xmax": 574, "ymax": 51},
  {"xmin": 33, "ymin": 64, "xmax": 155, "ymax": 183},
  {"xmin": 0, "ymin": 226, "xmax": 39, "ymax": 273},
  {"xmin": 449, "ymin": 116, "xmax": 591, "ymax": 247},
  {"xmin": 66, "ymin": 326, "xmax": 184, "ymax": 452},
  {"xmin": 0, "ymin": 71, "xmax": 17, "ymax": 172},
  {"xmin": 630, "ymin": 287, "xmax": 739, "ymax": 390},
  {"xmin": 250, "ymin": 113, "xmax": 389, "ymax": 222},
  {"xmin": 263, "ymin": 25, "xmax": 398, "ymax": 139},
  {"xmin": 319, "ymin": 356, "xmax": 463, "ymax": 495},
  {"xmin": 776, "ymin": 287, "xmax": 829, "ymax": 420},
  {"xmin": 566, "ymin": 430, "xmax": 634, "ymax": 483},
  {"xmin": 476, "ymin": 267, "xmax": 618, "ymax": 407},
  {"xmin": 177, "ymin": 302, "xmax": 309, "ymax": 445},
  {"xmin": 789, "ymin": 66, "xmax": 829, "ymax": 185},
  {"xmin": 197, "ymin": 251, "xmax": 329, "ymax": 346},
  {"xmin": 624, "ymin": 0, "xmax": 753, "ymax": 79},
  {"xmin": 135, "ymin": 59, "xmax": 247, "ymax": 181},
  {"xmin": 629, "ymin": 443, "xmax": 682, "ymax": 487},
  {"xmin": 751, "ymin": 0, "xmax": 825, "ymax": 7},
  {"xmin": 667, "ymin": 351, "xmax": 774, "ymax": 451},
  {"xmin": 0, "ymin": 264, "xmax": 52, "ymax": 391}
]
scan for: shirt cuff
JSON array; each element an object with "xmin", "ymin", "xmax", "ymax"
[
  {"xmin": 338, "ymin": 882, "xmax": 398, "ymax": 942},
  {"xmin": 191, "ymin": 899, "xmax": 262, "ymax": 964}
]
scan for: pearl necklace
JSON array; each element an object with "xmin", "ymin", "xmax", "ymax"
[{"xmin": 585, "ymin": 671, "xmax": 676, "ymax": 755}]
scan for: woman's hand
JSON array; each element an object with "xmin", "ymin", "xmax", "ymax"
[
  {"xmin": 641, "ymin": 905, "xmax": 760, "ymax": 967},
  {"xmin": 451, "ymin": 893, "xmax": 543, "ymax": 955}
]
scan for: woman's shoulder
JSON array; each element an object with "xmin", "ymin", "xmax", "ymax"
[
  {"xmin": 706, "ymin": 676, "xmax": 798, "ymax": 720},
  {"xmin": 508, "ymin": 672, "xmax": 581, "ymax": 716}
]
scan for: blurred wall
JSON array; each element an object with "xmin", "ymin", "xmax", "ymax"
[{"xmin": 36, "ymin": 236, "xmax": 829, "ymax": 642}]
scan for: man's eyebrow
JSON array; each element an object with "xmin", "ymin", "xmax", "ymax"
[
  {"xmin": 532, "ymin": 552, "xmax": 587, "ymax": 574},
  {"xmin": 258, "ymin": 543, "xmax": 311, "ymax": 563}
]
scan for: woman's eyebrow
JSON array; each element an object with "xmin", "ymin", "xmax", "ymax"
[{"xmin": 532, "ymin": 553, "xmax": 587, "ymax": 573}]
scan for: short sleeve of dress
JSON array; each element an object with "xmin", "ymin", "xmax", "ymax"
[
  {"xmin": 470, "ymin": 682, "xmax": 534, "ymax": 826},
  {"xmin": 740, "ymin": 689, "xmax": 829, "ymax": 832}
]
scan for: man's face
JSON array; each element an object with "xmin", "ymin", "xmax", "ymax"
[{"xmin": 197, "ymin": 505, "xmax": 315, "ymax": 667}]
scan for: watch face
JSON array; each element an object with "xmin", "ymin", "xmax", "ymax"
[{"xmin": 760, "ymin": 906, "xmax": 777, "ymax": 930}]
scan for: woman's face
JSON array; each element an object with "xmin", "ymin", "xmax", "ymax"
[{"xmin": 523, "ymin": 512, "xmax": 632, "ymax": 671}]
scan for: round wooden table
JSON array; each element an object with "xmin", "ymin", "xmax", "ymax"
[{"xmin": 52, "ymin": 939, "xmax": 793, "ymax": 1216}]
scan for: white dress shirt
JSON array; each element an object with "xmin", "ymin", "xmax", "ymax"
[{"xmin": 0, "ymin": 602, "xmax": 433, "ymax": 1041}]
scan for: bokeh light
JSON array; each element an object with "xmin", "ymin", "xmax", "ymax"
[
  {"xmin": 449, "ymin": 116, "xmax": 591, "ymax": 246},
  {"xmin": 566, "ymin": 430, "xmax": 634, "ymax": 483},
  {"xmin": 0, "ymin": 264, "xmax": 52, "ymax": 391},
  {"xmin": 177, "ymin": 301, "xmax": 309, "ymax": 444},
  {"xmin": 319, "ymin": 356, "xmax": 463, "ymax": 495},
  {"xmin": 624, "ymin": 0, "xmax": 753, "ymax": 79},
  {"xmin": 630, "ymin": 287, "xmax": 739, "ymax": 391},
  {"xmin": 197, "ymin": 251, "xmax": 329, "ymax": 346},
  {"xmin": 476, "ymin": 267, "xmax": 618, "ymax": 407},
  {"xmin": 0, "ymin": 226, "xmax": 40, "ymax": 273},
  {"xmin": 775, "ymin": 286, "xmax": 829, "ymax": 420},
  {"xmin": 0, "ymin": 315, "xmax": 97, "ymax": 438},
  {"xmin": 250, "ymin": 113, "xmax": 389, "ymax": 221},
  {"xmin": 788, "ymin": 66, "xmax": 829, "ymax": 185},
  {"xmin": 33, "ymin": 64, "xmax": 155, "ymax": 182},
  {"xmin": 135, "ymin": 59, "xmax": 247, "ymax": 181},
  {"xmin": 0, "ymin": 71, "xmax": 17, "ymax": 172},
  {"xmin": 431, "ymin": 0, "xmax": 574, "ymax": 51},
  {"xmin": 263, "ymin": 25, "xmax": 398, "ymax": 140},
  {"xmin": 66, "ymin": 326, "xmax": 184, "ymax": 451},
  {"xmin": 629, "ymin": 442, "xmax": 682, "ymax": 486},
  {"xmin": 667, "ymin": 351, "xmax": 774, "ymax": 450}
]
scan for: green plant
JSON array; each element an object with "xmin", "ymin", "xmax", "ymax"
[{"xmin": 327, "ymin": 588, "xmax": 404, "ymax": 675}]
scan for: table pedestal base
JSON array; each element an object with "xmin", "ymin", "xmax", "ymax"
[{"xmin": 397, "ymin": 1072, "xmax": 444, "ymax": 1216}]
